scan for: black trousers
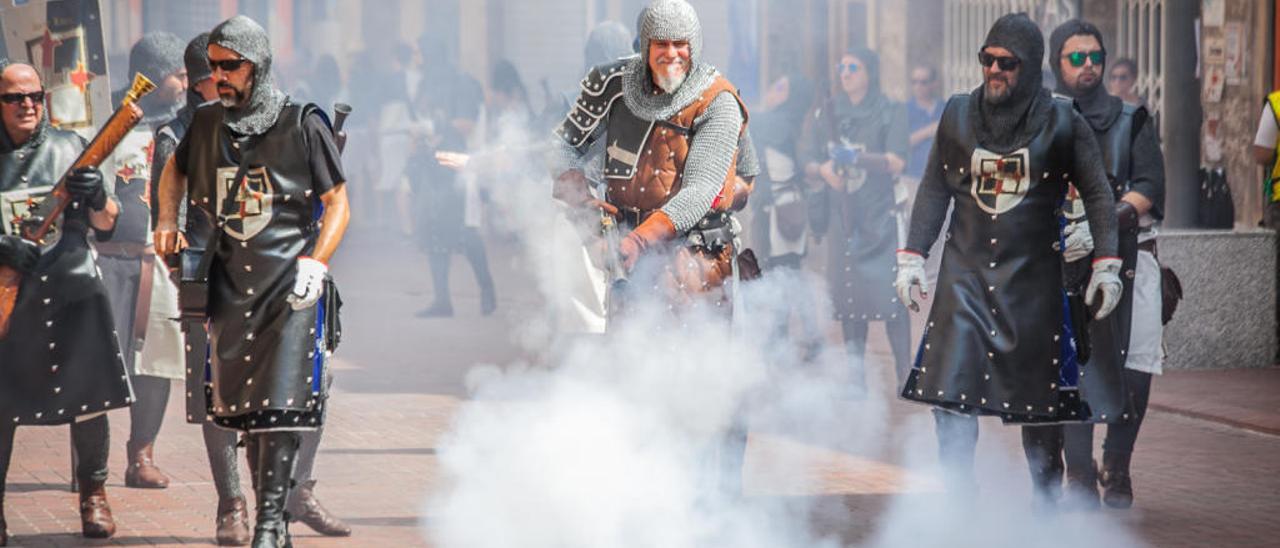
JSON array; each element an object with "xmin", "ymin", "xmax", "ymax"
[
  {"xmin": 842, "ymin": 314, "xmax": 913, "ymax": 390},
  {"xmin": 1, "ymin": 414, "xmax": 111, "ymax": 502},
  {"xmin": 1021, "ymin": 368, "xmax": 1154, "ymax": 475},
  {"xmin": 427, "ymin": 227, "xmax": 495, "ymax": 306}
]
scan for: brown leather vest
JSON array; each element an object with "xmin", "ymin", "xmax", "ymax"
[{"xmin": 606, "ymin": 76, "xmax": 747, "ymax": 214}]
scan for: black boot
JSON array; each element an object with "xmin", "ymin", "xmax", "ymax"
[
  {"xmin": 1, "ymin": 494, "xmax": 8, "ymax": 547},
  {"xmin": 1021, "ymin": 426, "xmax": 1064, "ymax": 512},
  {"xmin": 1100, "ymin": 451, "xmax": 1134, "ymax": 509},
  {"xmin": 1062, "ymin": 460, "xmax": 1101, "ymax": 510},
  {"xmin": 250, "ymin": 432, "xmax": 299, "ymax": 548}
]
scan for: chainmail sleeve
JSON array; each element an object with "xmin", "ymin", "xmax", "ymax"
[
  {"xmin": 904, "ymin": 138, "xmax": 952, "ymax": 256},
  {"xmin": 1070, "ymin": 112, "xmax": 1118, "ymax": 258},
  {"xmin": 547, "ymin": 127, "xmax": 596, "ymax": 177},
  {"xmin": 660, "ymin": 92, "xmax": 743, "ymax": 231},
  {"xmin": 736, "ymin": 127, "xmax": 760, "ymax": 178}
]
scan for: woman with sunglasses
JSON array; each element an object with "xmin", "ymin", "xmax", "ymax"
[{"xmin": 807, "ymin": 48, "xmax": 911, "ymax": 394}]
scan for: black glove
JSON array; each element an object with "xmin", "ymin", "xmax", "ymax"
[
  {"xmin": 65, "ymin": 167, "xmax": 107, "ymax": 211},
  {"xmin": 1115, "ymin": 200, "xmax": 1139, "ymax": 232},
  {"xmin": 0, "ymin": 234, "xmax": 39, "ymax": 274}
]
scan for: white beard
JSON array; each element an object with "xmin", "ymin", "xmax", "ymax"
[{"xmin": 654, "ymin": 63, "xmax": 688, "ymax": 94}]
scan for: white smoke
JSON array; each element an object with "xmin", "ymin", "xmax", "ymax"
[{"xmin": 422, "ymin": 105, "xmax": 1148, "ymax": 548}]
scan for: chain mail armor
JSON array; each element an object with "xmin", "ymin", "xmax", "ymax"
[
  {"xmin": 550, "ymin": 0, "xmax": 746, "ymax": 232},
  {"xmin": 209, "ymin": 16, "xmax": 288, "ymax": 136}
]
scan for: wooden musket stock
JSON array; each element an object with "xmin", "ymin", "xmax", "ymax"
[{"xmin": 0, "ymin": 73, "xmax": 156, "ymax": 339}]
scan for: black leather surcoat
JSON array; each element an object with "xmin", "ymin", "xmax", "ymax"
[
  {"xmin": 900, "ymin": 95, "xmax": 1127, "ymax": 424},
  {"xmin": 0, "ymin": 127, "xmax": 133, "ymax": 425},
  {"xmin": 185, "ymin": 101, "xmax": 329, "ymax": 432}
]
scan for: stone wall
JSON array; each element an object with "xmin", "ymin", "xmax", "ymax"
[{"xmin": 1159, "ymin": 229, "xmax": 1277, "ymax": 369}]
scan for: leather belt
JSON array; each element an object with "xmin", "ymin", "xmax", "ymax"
[
  {"xmin": 614, "ymin": 206, "xmax": 652, "ymax": 229},
  {"xmin": 93, "ymin": 240, "xmax": 149, "ymax": 258}
]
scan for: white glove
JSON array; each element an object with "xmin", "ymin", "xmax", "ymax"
[
  {"xmin": 894, "ymin": 251, "xmax": 929, "ymax": 312},
  {"xmin": 1084, "ymin": 257, "xmax": 1122, "ymax": 320},
  {"xmin": 286, "ymin": 257, "xmax": 328, "ymax": 311},
  {"xmin": 1061, "ymin": 220, "xmax": 1094, "ymax": 263}
]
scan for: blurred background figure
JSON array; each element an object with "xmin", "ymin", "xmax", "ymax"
[
  {"xmin": 408, "ymin": 36, "xmax": 494, "ymax": 318},
  {"xmin": 1106, "ymin": 57, "xmax": 1144, "ymax": 107},
  {"xmin": 750, "ymin": 71, "xmax": 824, "ymax": 361},
  {"xmin": 808, "ymin": 48, "xmax": 910, "ymax": 394}
]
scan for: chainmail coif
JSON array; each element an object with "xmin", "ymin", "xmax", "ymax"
[{"xmin": 209, "ymin": 15, "xmax": 288, "ymax": 136}]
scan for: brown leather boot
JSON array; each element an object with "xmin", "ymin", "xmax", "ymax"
[
  {"xmin": 78, "ymin": 478, "xmax": 116, "ymax": 539},
  {"xmin": 125, "ymin": 441, "xmax": 171, "ymax": 489},
  {"xmin": 288, "ymin": 481, "xmax": 351, "ymax": 537},
  {"xmin": 216, "ymin": 496, "xmax": 252, "ymax": 546}
]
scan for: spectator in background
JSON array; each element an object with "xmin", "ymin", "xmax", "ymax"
[
  {"xmin": 905, "ymin": 65, "xmax": 943, "ymax": 184},
  {"xmin": 1107, "ymin": 58, "xmax": 1144, "ymax": 107},
  {"xmin": 808, "ymin": 49, "xmax": 911, "ymax": 392}
]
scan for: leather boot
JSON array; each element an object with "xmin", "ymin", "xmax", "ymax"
[
  {"xmin": 216, "ymin": 496, "xmax": 252, "ymax": 546},
  {"xmin": 288, "ymin": 481, "xmax": 351, "ymax": 537},
  {"xmin": 78, "ymin": 477, "xmax": 116, "ymax": 539},
  {"xmin": 125, "ymin": 441, "xmax": 171, "ymax": 489},
  {"xmin": 1062, "ymin": 459, "xmax": 1101, "ymax": 510},
  {"xmin": 1021, "ymin": 426, "xmax": 1064, "ymax": 511},
  {"xmin": 251, "ymin": 432, "xmax": 299, "ymax": 548},
  {"xmin": 1100, "ymin": 451, "xmax": 1134, "ymax": 509}
]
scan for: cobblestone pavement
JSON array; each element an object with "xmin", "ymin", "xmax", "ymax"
[{"xmin": 4, "ymin": 234, "xmax": 1278, "ymax": 547}]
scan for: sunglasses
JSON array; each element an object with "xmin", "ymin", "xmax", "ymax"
[
  {"xmin": 836, "ymin": 63, "xmax": 861, "ymax": 74},
  {"xmin": 209, "ymin": 58, "xmax": 250, "ymax": 72},
  {"xmin": 0, "ymin": 90, "xmax": 45, "ymax": 105},
  {"xmin": 1065, "ymin": 50, "xmax": 1106, "ymax": 67},
  {"xmin": 911, "ymin": 79, "xmax": 933, "ymax": 85},
  {"xmin": 1109, "ymin": 72, "xmax": 1133, "ymax": 82},
  {"xmin": 978, "ymin": 51, "xmax": 1021, "ymax": 71}
]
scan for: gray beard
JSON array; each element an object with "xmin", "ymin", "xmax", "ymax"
[{"xmin": 655, "ymin": 64, "xmax": 688, "ymax": 93}]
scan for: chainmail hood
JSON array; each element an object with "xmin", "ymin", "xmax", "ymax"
[
  {"xmin": 969, "ymin": 12, "xmax": 1053, "ymax": 153},
  {"xmin": 209, "ymin": 15, "xmax": 288, "ymax": 136},
  {"xmin": 622, "ymin": 0, "xmax": 719, "ymax": 122},
  {"xmin": 185, "ymin": 32, "xmax": 213, "ymax": 86},
  {"xmin": 1049, "ymin": 19, "xmax": 1122, "ymax": 131},
  {"xmin": 584, "ymin": 21, "xmax": 633, "ymax": 72},
  {"xmin": 126, "ymin": 32, "xmax": 186, "ymax": 124}
]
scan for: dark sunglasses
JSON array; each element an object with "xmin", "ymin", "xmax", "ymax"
[
  {"xmin": 836, "ymin": 62, "xmax": 860, "ymax": 74},
  {"xmin": 209, "ymin": 58, "xmax": 250, "ymax": 72},
  {"xmin": 0, "ymin": 90, "xmax": 45, "ymax": 105},
  {"xmin": 1065, "ymin": 50, "xmax": 1106, "ymax": 67},
  {"xmin": 978, "ymin": 51, "xmax": 1020, "ymax": 71}
]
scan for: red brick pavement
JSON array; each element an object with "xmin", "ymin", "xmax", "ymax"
[{"xmin": 4, "ymin": 235, "xmax": 1278, "ymax": 547}]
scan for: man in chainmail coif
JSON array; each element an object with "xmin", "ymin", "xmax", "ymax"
[
  {"xmin": 154, "ymin": 15, "xmax": 352, "ymax": 547},
  {"xmin": 548, "ymin": 0, "xmax": 756, "ymax": 491}
]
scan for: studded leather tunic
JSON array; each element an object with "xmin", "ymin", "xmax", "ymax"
[
  {"xmin": 0, "ymin": 127, "xmax": 133, "ymax": 425},
  {"xmin": 184, "ymin": 101, "xmax": 330, "ymax": 432},
  {"xmin": 900, "ymin": 95, "xmax": 1126, "ymax": 424}
]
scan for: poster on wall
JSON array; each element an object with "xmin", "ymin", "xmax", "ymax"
[
  {"xmin": 0, "ymin": 0, "xmax": 109, "ymax": 135},
  {"xmin": 1224, "ymin": 21, "xmax": 1245, "ymax": 85},
  {"xmin": 1202, "ymin": 0, "xmax": 1225, "ymax": 27}
]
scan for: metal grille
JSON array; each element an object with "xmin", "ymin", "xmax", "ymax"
[
  {"xmin": 1116, "ymin": 0, "xmax": 1165, "ymax": 133},
  {"xmin": 941, "ymin": 0, "xmax": 1077, "ymax": 95}
]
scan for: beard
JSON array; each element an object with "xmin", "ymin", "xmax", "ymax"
[
  {"xmin": 1070, "ymin": 69, "xmax": 1102, "ymax": 96},
  {"xmin": 983, "ymin": 75, "xmax": 1014, "ymax": 105},
  {"xmin": 217, "ymin": 82, "xmax": 250, "ymax": 109},
  {"xmin": 654, "ymin": 60, "xmax": 689, "ymax": 94}
]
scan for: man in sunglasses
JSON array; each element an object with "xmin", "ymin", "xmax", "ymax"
[
  {"xmin": 153, "ymin": 15, "xmax": 351, "ymax": 547},
  {"xmin": 0, "ymin": 59, "xmax": 131, "ymax": 543},
  {"xmin": 1015, "ymin": 18, "xmax": 1167, "ymax": 512},
  {"xmin": 894, "ymin": 13, "xmax": 1125, "ymax": 500},
  {"xmin": 93, "ymin": 31, "xmax": 188, "ymax": 497}
]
